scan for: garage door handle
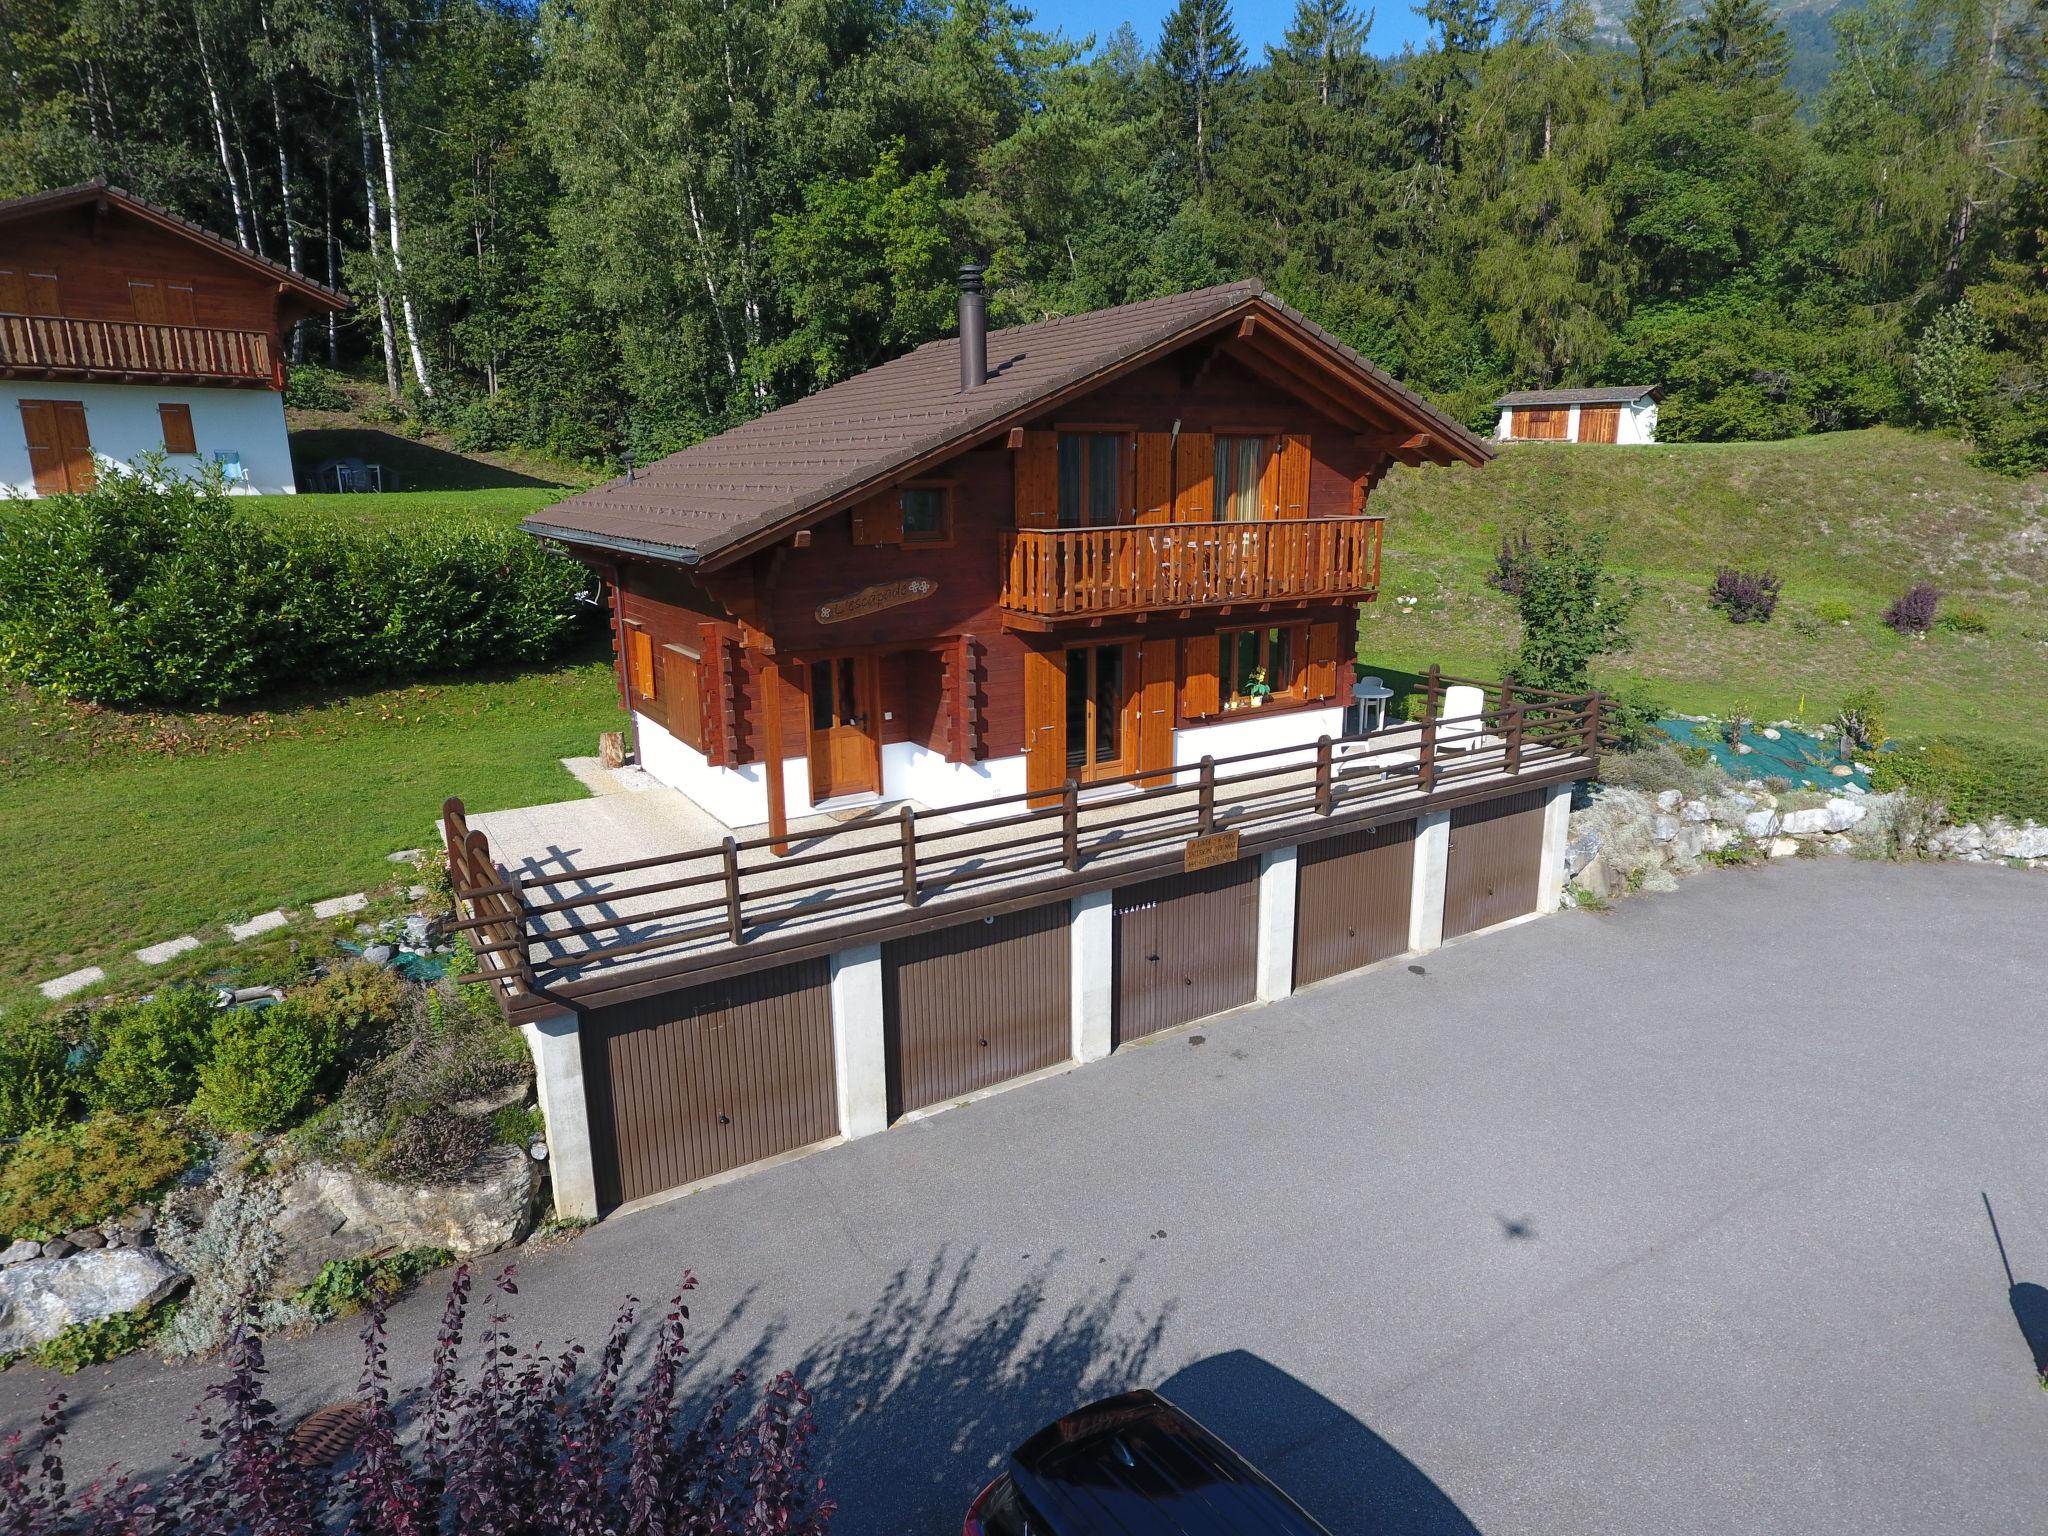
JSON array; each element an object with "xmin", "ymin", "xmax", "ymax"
[
  {"xmin": 1146, "ymin": 953, "xmax": 1159, "ymax": 963},
  {"xmin": 978, "ymin": 1038, "xmax": 989, "ymax": 1048},
  {"xmin": 718, "ymin": 1112, "xmax": 731, "ymax": 1125}
]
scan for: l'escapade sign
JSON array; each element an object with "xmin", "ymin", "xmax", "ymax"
[
  {"xmin": 1182, "ymin": 829, "xmax": 1240, "ymax": 872},
  {"xmin": 815, "ymin": 577, "xmax": 938, "ymax": 625}
]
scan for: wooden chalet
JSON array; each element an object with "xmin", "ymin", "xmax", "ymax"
[{"xmin": 0, "ymin": 178, "xmax": 347, "ymax": 497}]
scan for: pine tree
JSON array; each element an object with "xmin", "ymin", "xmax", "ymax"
[
  {"xmin": 1277, "ymin": 0, "xmax": 1373, "ymax": 106},
  {"xmin": 1684, "ymin": 0, "xmax": 1792, "ymax": 87},
  {"xmin": 1623, "ymin": 0, "xmax": 1683, "ymax": 106},
  {"xmin": 1157, "ymin": 0, "xmax": 1246, "ymax": 187}
]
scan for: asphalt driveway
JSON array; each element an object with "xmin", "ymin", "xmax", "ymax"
[{"xmin": 8, "ymin": 858, "xmax": 2047, "ymax": 1534}]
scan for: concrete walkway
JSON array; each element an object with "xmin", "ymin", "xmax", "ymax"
[{"xmin": 7, "ymin": 859, "xmax": 2046, "ymax": 1535}]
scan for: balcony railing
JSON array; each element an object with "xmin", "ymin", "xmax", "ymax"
[
  {"xmin": 0, "ymin": 312, "xmax": 277, "ymax": 385},
  {"xmin": 999, "ymin": 515, "xmax": 1383, "ymax": 621}
]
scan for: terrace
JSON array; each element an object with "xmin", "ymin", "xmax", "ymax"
[{"xmin": 447, "ymin": 672, "xmax": 1603, "ymax": 1022}]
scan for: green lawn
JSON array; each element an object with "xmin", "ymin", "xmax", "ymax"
[
  {"xmin": 0, "ymin": 654, "xmax": 623, "ymax": 1010},
  {"xmin": 1361, "ymin": 428, "xmax": 2048, "ymax": 751},
  {"xmin": 246, "ymin": 485, "xmax": 567, "ymax": 532}
]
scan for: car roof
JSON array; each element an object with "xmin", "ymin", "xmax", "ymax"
[{"xmin": 1007, "ymin": 1389, "xmax": 1334, "ymax": 1536}]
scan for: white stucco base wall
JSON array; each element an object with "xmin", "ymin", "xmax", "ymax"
[
  {"xmin": 881, "ymin": 742, "xmax": 1028, "ymax": 822},
  {"xmin": 0, "ymin": 381, "xmax": 296, "ymax": 497},
  {"xmin": 1174, "ymin": 705, "xmax": 1344, "ymax": 781}
]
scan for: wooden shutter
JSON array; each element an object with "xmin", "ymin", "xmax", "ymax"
[
  {"xmin": 128, "ymin": 280, "xmax": 167, "ymax": 323},
  {"xmin": 158, "ymin": 404, "xmax": 197, "ymax": 454},
  {"xmin": 625, "ymin": 627, "xmax": 656, "ymax": 702},
  {"xmin": 24, "ymin": 273, "xmax": 58, "ymax": 316},
  {"xmin": 165, "ymin": 284, "xmax": 197, "ymax": 326},
  {"xmin": 1015, "ymin": 430, "xmax": 1057, "ymax": 528},
  {"xmin": 1173, "ymin": 431, "xmax": 1214, "ymax": 521},
  {"xmin": 1134, "ymin": 431, "xmax": 1174, "ymax": 523},
  {"xmin": 1275, "ymin": 434, "xmax": 1311, "ymax": 518},
  {"xmin": 1136, "ymin": 638, "xmax": 1176, "ymax": 787},
  {"xmin": 1305, "ymin": 621, "xmax": 1340, "ymax": 701},
  {"xmin": 51, "ymin": 401, "xmax": 93, "ymax": 492},
  {"xmin": 662, "ymin": 645, "xmax": 705, "ymax": 752},
  {"xmin": 19, "ymin": 402, "xmax": 67, "ymax": 495},
  {"xmin": 1022, "ymin": 645, "xmax": 1067, "ymax": 807},
  {"xmin": 0, "ymin": 270, "xmax": 23, "ymax": 312},
  {"xmin": 850, "ymin": 491, "xmax": 902, "ymax": 545},
  {"xmin": 1183, "ymin": 633, "xmax": 1220, "ymax": 719}
]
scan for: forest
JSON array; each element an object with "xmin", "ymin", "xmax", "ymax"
[{"xmin": 3, "ymin": 0, "xmax": 2042, "ymax": 474}]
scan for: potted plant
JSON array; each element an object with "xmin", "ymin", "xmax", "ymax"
[{"xmin": 1245, "ymin": 666, "xmax": 1272, "ymax": 706}]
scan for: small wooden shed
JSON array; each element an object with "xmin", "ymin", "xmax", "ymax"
[{"xmin": 1494, "ymin": 386, "xmax": 1660, "ymax": 445}]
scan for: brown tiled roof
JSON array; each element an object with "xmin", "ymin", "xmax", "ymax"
[
  {"xmin": 1495, "ymin": 385, "xmax": 1660, "ymax": 408},
  {"xmin": 526, "ymin": 281, "xmax": 1490, "ymax": 568},
  {"xmin": 0, "ymin": 177, "xmax": 349, "ymax": 310}
]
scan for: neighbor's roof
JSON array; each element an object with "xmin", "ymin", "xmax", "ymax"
[
  {"xmin": 0, "ymin": 178, "xmax": 349, "ymax": 311},
  {"xmin": 1495, "ymin": 385, "xmax": 1661, "ymax": 408},
  {"xmin": 526, "ymin": 280, "xmax": 1491, "ymax": 570}
]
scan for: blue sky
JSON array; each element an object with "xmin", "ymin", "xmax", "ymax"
[{"xmin": 1023, "ymin": 0, "xmax": 1438, "ymax": 59}]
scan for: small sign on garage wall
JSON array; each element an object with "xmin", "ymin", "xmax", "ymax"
[{"xmin": 1183, "ymin": 829, "xmax": 1240, "ymax": 872}]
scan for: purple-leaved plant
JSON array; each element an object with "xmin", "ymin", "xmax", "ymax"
[{"xmin": 1883, "ymin": 581, "xmax": 1940, "ymax": 635}]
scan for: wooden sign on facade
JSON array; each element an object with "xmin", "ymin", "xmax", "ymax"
[
  {"xmin": 1183, "ymin": 829, "xmax": 1241, "ymax": 873},
  {"xmin": 815, "ymin": 577, "xmax": 938, "ymax": 626}
]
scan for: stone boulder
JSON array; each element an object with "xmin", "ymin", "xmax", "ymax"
[
  {"xmin": 1680, "ymin": 799, "xmax": 1712, "ymax": 823},
  {"xmin": 267, "ymin": 1146, "xmax": 540, "ymax": 1296},
  {"xmin": 1651, "ymin": 814, "xmax": 1680, "ymax": 844},
  {"xmin": 1823, "ymin": 798, "xmax": 1867, "ymax": 832},
  {"xmin": 1985, "ymin": 821, "xmax": 2048, "ymax": 860},
  {"xmin": 1563, "ymin": 829, "xmax": 1602, "ymax": 879},
  {"xmin": 1779, "ymin": 807, "xmax": 1832, "ymax": 835},
  {"xmin": 1743, "ymin": 808, "xmax": 1780, "ymax": 839},
  {"xmin": 0, "ymin": 1248, "xmax": 188, "ymax": 1354},
  {"xmin": 1656, "ymin": 789, "xmax": 1682, "ymax": 812}
]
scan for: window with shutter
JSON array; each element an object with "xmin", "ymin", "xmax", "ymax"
[
  {"xmin": 1173, "ymin": 431, "xmax": 1215, "ymax": 521},
  {"xmin": 662, "ymin": 645, "xmax": 707, "ymax": 752},
  {"xmin": 850, "ymin": 491, "xmax": 903, "ymax": 545},
  {"xmin": 1305, "ymin": 621, "xmax": 1340, "ymax": 700},
  {"xmin": 1015, "ymin": 430, "xmax": 1058, "ymax": 528},
  {"xmin": 159, "ymin": 404, "xmax": 197, "ymax": 455},
  {"xmin": 1276, "ymin": 434, "xmax": 1311, "ymax": 518},
  {"xmin": 625, "ymin": 627, "xmax": 656, "ymax": 703},
  {"xmin": 1182, "ymin": 633, "xmax": 1220, "ymax": 719}
]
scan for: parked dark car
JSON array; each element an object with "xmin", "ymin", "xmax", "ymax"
[{"xmin": 964, "ymin": 1388, "xmax": 1335, "ymax": 1535}]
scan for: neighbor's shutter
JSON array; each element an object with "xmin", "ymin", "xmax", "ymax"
[
  {"xmin": 128, "ymin": 280, "xmax": 167, "ymax": 323},
  {"xmin": 1173, "ymin": 431, "xmax": 1214, "ymax": 521},
  {"xmin": 24, "ymin": 273, "xmax": 58, "ymax": 316},
  {"xmin": 1305, "ymin": 621, "xmax": 1340, "ymax": 701},
  {"xmin": 849, "ymin": 491, "xmax": 903, "ymax": 545},
  {"xmin": 1135, "ymin": 431, "xmax": 1174, "ymax": 523},
  {"xmin": 0, "ymin": 270, "xmax": 23, "ymax": 312},
  {"xmin": 18, "ymin": 402, "xmax": 67, "ymax": 495},
  {"xmin": 52, "ymin": 402, "xmax": 93, "ymax": 492},
  {"xmin": 1183, "ymin": 633, "xmax": 1221, "ymax": 719},
  {"xmin": 165, "ymin": 284, "xmax": 197, "ymax": 326},
  {"xmin": 159, "ymin": 404, "xmax": 197, "ymax": 455},
  {"xmin": 1015, "ymin": 430, "xmax": 1058, "ymax": 528},
  {"xmin": 1275, "ymin": 434, "xmax": 1310, "ymax": 518}
]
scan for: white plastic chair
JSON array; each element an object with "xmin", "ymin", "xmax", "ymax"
[{"xmin": 1437, "ymin": 683, "xmax": 1502, "ymax": 752}]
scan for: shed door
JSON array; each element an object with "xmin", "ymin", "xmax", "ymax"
[
  {"xmin": 1114, "ymin": 858, "xmax": 1258, "ymax": 1043},
  {"xmin": 579, "ymin": 958, "xmax": 836, "ymax": 1209},
  {"xmin": 1444, "ymin": 790, "xmax": 1546, "ymax": 940},
  {"xmin": 1578, "ymin": 405, "xmax": 1620, "ymax": 443},
  {"xmin": 884, "ymin": 903, "xmax": 1071, "ymax": 1118},
  {"xmin": 1512, "ymin": 407, "xmax": 1567, "ymax": 441},
  {"xmin": 1294, "ymin": 820, "xmax": 1415, "ymax": 987}
]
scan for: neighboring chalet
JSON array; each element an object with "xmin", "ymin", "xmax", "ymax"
[
  {"xmin": 0, "ymin": 179, "xmax": 347, "ymax": 497},
  {"xmin": 1494, "ymin": 385, "xmax": 1660, "ymax": 445},
  {"xmin": 528, "ymin": 274, "xmax": 1488, "ymax": 841},
  {"xmin": 456, "ymin": 274, "xmax": 1605, "ymax": 1220}
]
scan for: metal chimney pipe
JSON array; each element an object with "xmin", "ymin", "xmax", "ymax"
[{"xmin": 958, "ymin": 264, "xmax": 987, "ymax": 391}]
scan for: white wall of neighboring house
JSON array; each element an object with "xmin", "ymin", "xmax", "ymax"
[
  {"xmin": 0, "ymin": 381, "xmax": 297, "ymax": 497},
  {"xmin": 1494, "ymin": 397, "xmax": 1659, "ymax": 445}
]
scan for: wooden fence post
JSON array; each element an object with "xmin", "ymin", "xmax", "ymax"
[
  {"xmin": 1198, "ymin": 755, "xmax": 1216, "ymax": 833},
  {"xmin": 1424, "ymin": 663, "xmax": 1442, "ymax": 721},
  {"xmin": 1315, "ymin": 735, "xmax": 1334, "ymax": 815},
  {"xmin": 1061, "ymin": 779, "xmax": 1081, "ymax": 871},
  {"xmin": 1505, "ymin": 700, "xmax": 1524, "ymax": 772},
  {"xmin": 1583, "ymin": 692, "xmax": 1604, "ymax": 761},
  {"xmin": 899, "ymin": 804, "xmax": 919, "ymax": 906},
  {"xmin": 721, "ymin": 836, "xmax": 744, "ymax": 944},
  {"xmin": 1419, "ymin": 707, "xmax": 1437, "ymax": 794}
]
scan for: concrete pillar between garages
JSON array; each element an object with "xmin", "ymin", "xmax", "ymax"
[
  {"xmin": 1255, "ymin": 845, "xmax": 1298, "ymax": 1002},
  {"xmin": 1536, "ymin": 781, "xmax": 1576, "ymax": 915},
  {"xmin": 1409, "ymin": 810, "xmax": 1451, "ymax": 954},
  {"xmin": 1071, "ymin": 888, "xmax": 1114, "ymax": 1063},
  {"xmin": 520, "ymin": 1008, "xmax": 600, "ymax": 1223},
  {"xmin": 830, "ymin": 943, "xmax": 888, "ymax": 1140}
]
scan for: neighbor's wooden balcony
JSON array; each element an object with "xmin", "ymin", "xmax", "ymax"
[
  {"xmin": 0, "ymin": 312, "xmax": 279, "ymax": 387},
  {"xmin": 999, "ymin": 516, "xmax": 1384, "ymax": 625}
]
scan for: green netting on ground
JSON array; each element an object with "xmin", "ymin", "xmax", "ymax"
[{"xmin": 1654, "ymin": 717, "xmax": 1874, "ymax": 792}]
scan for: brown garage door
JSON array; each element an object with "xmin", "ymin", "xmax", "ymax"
[
  {"xmin": 884, "ymin": 903, "xmax": 1071, "ymax": 1119},
  {"xmin": 1115, "ymin": 858, "xmax": 1259, "ymax": 1044},
  {"xmin": 1444, "ymin": 789, "xmax": 1546, "ymax": 940},
  {"xmin": 579, "ymin": 958, "xmax": 836, "ymax": 1209},
  {"xmin": 1294, "ymin": 819, "xmax": 1415, "ymax": 987}
]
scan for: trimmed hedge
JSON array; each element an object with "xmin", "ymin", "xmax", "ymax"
[
  {"xmin": 0, "ymin": 472, "xmax": 594, "ymax": 706},
  {"xmin": 1871, "ymin": 736, "xmax": 2048, "ymax": 825}
]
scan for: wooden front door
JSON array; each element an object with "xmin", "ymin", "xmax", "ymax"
[
  {"xmin": 807, "ymin": 654, "xmax": 880, "ymax": 801},
  {"xmin": 1064, "ymin": 641, "xmax": 1136, "ymax": 783},
  {"xmin": 18, "ymin": 400, "xmax": 94, "ymax": 495}
]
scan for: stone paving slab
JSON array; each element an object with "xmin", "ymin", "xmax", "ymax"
[
  {"xmin": 228, "ymin": 910, "xmax": 289, "ymax": 941},
  {"xmin": 133, "ymin": 935, "xmax": 201, "ymax": 966},
  {"xmin": 311, "ymin": 892, "xmax": 368, "ymax": 920},
  {"xmin": 38, "ymin": 965, "xmax": 106, "ymax": 1000}
]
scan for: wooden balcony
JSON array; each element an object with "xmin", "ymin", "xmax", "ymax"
[
  {"xmin": 0, "ymin": 312, "xmax": 279, "ymax": 387},
  {"xmin": 999, "ymin": 516, "xmax": 1383, "ymax": 625}
]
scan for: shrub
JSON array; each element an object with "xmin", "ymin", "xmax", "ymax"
[
  {"xmin": 0, "ymin": 1015, "xmax": 76, "ymax": 1138},
  {"xmin": 1936, "ymin": 605, "xmax": 1990, "ymax": 636},
  {"xmin": 374, "ymin": 1107, "xmax": 494, "ymax": 1183},
  {"xmin": 1816, "ymin": 598, "xmax": 1855, "ymax": 625},
  {"xmin": 0, "ymin": 476, "xmax": 595, "ymax": 707},
  {"xmin": 1882, "ymin": 581, "xmax": 1939, "ymax": 635},
  {"xmin": 192, "ymin": 1001, "xmax": 346, "ymax": 1133},
  {"xmin": 1708, "ymin": 567, "xmax": 1782, "ymax": 623},
  {"xmin": 0, "ymin": 1113, "xmax": 195, "ymax": 1240},
  {"xmin": 283, "ymin": 364, "xmax": 351, "ymax": 411},
  {"xmin": 86, "ymin": 987, "xmax": 220, "ymax": 1113},
  {"xmin": 29, "ymin": 1303, "xmax": 175, "ymax": 1374},
  {"xmin": 1831, "ymin": 687, "xmax": 1887, "ymax": 751},
  {"xmin": 1598, "ymin": 739, "xmax": 1730, "ymax": 801},
  {"xmin": 295, "ymin": 1247, "xmax": 453, "ymax": 1322},
  {"xmin": 1487, "ymin": 527, "xmax": 1534, "ymax": 596},
  {"xmin": 1870, "ymin": 736, "xmax": 2048, "ymax": 824},
  {"xmin": 296, "ymin": 963, "xmax": 405, "ymax": 1057},
  {"xmin": 1502, "ymin": 512, "xmax": 1644, "ymax": 693},
  {"xmin": 1, "ymin": 1269, "xmax": 834, "ymax": 1534}
]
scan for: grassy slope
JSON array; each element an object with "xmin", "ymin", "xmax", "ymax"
[
  {"xmin": 1360, "ymin": 428, "xmax": 2048, "ymax": 749},
  {"xmin": 247, "ymin": 485, "xmax": 564, "ymax": 532}
]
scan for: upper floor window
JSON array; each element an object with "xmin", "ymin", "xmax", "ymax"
[
  {"xmin": 0, "ymin": 269, "xmax": 60, "ymax": 317},
  {"xmin": 1213, "ymin": 435, "xmax": 1270, "ymax": 521},
  {"xmin": 900, "ymin": 485, "xmax": 951, "ymax": 545},
  {"xmin": 1057, "ymin": 432, "xmax": 1124, "ymax": 527},
  {"xmin": 1221, "ymin": 624, "xmax": 1301, "ymax": 708},
  {"xmin": 127, "ymin": 279, "xmax": 197, "ymax": 326}
]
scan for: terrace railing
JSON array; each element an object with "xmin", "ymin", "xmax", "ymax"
[
  {"xmin": 445, "ymin": 670, "xmax": 1603, "ymax": 1007},
  {"xmin": 999, "ymin": 515, "xmax": 1383, "ymax": 620},
  {"xmin": 0, "ymin": 312, "xmax": 279, "ymax": 385}
]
